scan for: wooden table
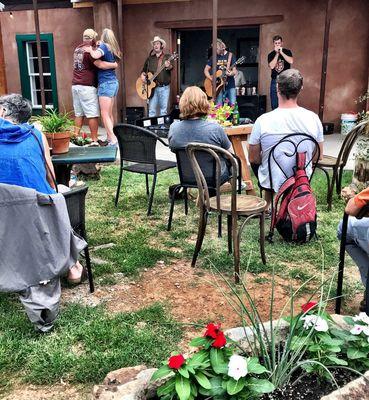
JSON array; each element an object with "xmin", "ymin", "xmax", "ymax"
[
  {"xmin": 52, "ymin": 146, "xmax": 117, "ymax": 186},
  {"xmin": 225, "ymin": 124, "xmax": 256, "ymax": 195}
]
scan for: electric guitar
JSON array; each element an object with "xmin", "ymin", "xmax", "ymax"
[
  {"xmin": 136, "ymin": 52, "xmax": 178, "ymax": 100},
  {"xmin": 204, "ymin": 56, "xmax": 246, "ymax": 98}
]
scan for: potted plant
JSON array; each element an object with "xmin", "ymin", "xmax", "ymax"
[{"xmin": 33, "ymin": 109, "xmax": 74, "ymax": 154}]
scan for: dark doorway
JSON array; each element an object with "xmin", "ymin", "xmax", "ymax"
[{"xmin": 178, "ymin": 26, "xmax": 260, "ymax": 92}]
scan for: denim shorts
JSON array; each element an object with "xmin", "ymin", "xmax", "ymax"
[{"xmin": 98, "ymin": 80, "xmax": 119, "ymax": 98}]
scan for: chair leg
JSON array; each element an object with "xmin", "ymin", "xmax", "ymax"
[
  {"xmin": 335, "ymin": 212, "xmax": 349, "ymax": 314},
  {"xmin": 336, "ymin": 166, "xmax": 344, "ymax": 195},
  {"xmin": 259, "ymin": 212, "xmax": 266, "ymax": 264},
  {"xmin": 232, "ymin": 214, "xmax": 240, "ymax": 284},
  {"xmin": 167, "ymin": 185, "xmax": 180, "ymax": 231},
  {"xmin": 115, "ymin": 168, "xmax": 124, "ymax": 207},
  {"xmin": 227, "ymin": 215, "xmax": 232, "ymax": 254},
  {"xmin": 218, "ymin": 214, "xmax": 222, "ymax": 238},
  {"xmin": 84, "ymin": 245, "xmax": 95, "ymax": 293},
  {"xmin": 145, "ymin": 174, "xmax": 149, "ymax": 196},
  {"xmin": 147, "ymin": 173, "xmax": 157, "ymax": 216},
  {"xmin": 321, "ymin": 168, "xmax": 333, "ymax": 211},
  {"xmin": 184, "ymin": 188, "xmax": 188, "ymax": 215},
  {"xmin": 191, "ymin": 209, "xmax": 208, "ymax": 267}
]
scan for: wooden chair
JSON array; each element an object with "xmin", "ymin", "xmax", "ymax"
[
  {"xmin": 63, "ymin": 185, "xmax": 94, "ymax": 293},
  {"xmin": 113, "ymin": 124, "xmax": 176, "ymax": 215},
  {"xmin": 186, "ymin": 143, "xmax": 267, "ymax": 283},
  {"xmin": 335, "ymin": 202, "xmax": 369, "ymax": 315},
  {"xmin": 316, "ymin": 121, "xmax": 367, "ymax": 211}
]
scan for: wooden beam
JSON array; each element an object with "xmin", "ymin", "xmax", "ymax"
[
  {"xmin": 212, "ymin": 0, "xmax": 217, "ymax": 101},
  {"xmin": 5, "ymin": 1, "xmax": 71, "ymax": 11},
  {"xmin": 124, "ymin": 0, "xmax": 189, "ymax": 3},
  {"xmin": 155, "ymin": 15, "xmax": 284, "ymax": 29},
  {"xmin": 72, "ymin": 1, "xmax": 93, "ymax": 8}
]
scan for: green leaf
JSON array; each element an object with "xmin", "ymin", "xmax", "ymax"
[
  {"xmin": 210, "ymin": 348, "xmax": 228, "ymax": 374},
  {"xmin": 175, "ymin": 375, "xmax": 191, "ymax": 400},
  {"xmin": 247, "ymin": 377, "xmax": 275, "ymax": 394},
  {"xmin": 194, "ymin": 371, "xmax": 212, "ymax": 389},
  {"xmin": 226, "ymin": 377, "xmax": 245, "ymax": 395},
  {"xmin": 187, "ymin": 350, "xmax": 209, "ymax": 369},
  {"xmin": 320, "ymin": 335, "xmax": 344, "ymax": 346},
  {"xmin": 347, "ymin": 347, "xmax": 369, "ymax": 360},
  {"xmin": 343, "ymin": 316, "xmax": 355, "ymax": 326},
  {"xmin": 189, "ymin": 337, "xmax": 209, "ymax": 347},
  {"xmin": 247, "ymin": 357, "xmax": 268, "ymax": 374},
  {"xmin": 327, "ymin": 355, "xmax": 348, "ymax": 366},
  {"xmin": 157, "ymin": 377, "xmax": 175, "ymax": 396},
  {"xmin": 178, "ymin": 366, "xmax": 190, "ymax": 378},
  {"xmin": 151, "ymin": 365, "xmax": 174, "ymax": 382},
  {"xmin": 209, "ymin": 376, "xmax": 227, "ymax": 397}
]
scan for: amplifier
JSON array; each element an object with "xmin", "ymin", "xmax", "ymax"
[
  {"xmin": 236, "ymin": 95, "xmax": 266, "ymax": 122},
  {"xmin": 124, "ymin": 107, "xmax": 145, "ymax": 124}
]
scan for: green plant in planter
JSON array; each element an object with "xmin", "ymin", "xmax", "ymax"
[{"xmin": 32, "ymin": 109, "xmax": 74, "ymax": 133}]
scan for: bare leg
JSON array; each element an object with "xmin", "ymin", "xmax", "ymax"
[
  {"xmin": 74, "ymin": 116, "xmax": 84, "ymax": 136},
  {"xmin": 99, "ymin": 96, "xmax": 116, "ymax": 143},
  {"xmin": 264, "ymin": 190, "xmax": 273, "ymax": 209},
  {"xmin": 87, "ymin": 117, "xmax": 99, "ymax": 142}
]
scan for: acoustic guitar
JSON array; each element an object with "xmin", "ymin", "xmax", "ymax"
[
  {"xmin": 204, "ymin": 56, "xmax": 246, "ymax": 98},
  {"xmin": 136, "ymin": 52, "xmax": 178, "ymax": 100}
]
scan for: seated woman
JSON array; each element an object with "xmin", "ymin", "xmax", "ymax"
[
  {"xmin": 0, "ymin": 94, "xmax": 82, "ymax": 283},
  {"xmin": 168, "ymin": 86, "xmax": 232, "ymax": 184}
]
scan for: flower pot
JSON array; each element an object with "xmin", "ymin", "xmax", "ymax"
[{"xmin": 45, "ymin": 131, "xmax": 70, "ymax": 155}]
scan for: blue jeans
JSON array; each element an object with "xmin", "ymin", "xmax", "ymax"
[
  {"xmin": 216, "ymin": 86, "xmax": 236, "ymax": 106},
  {"xmin": 149, "ymin": 85, "xmax": 170, "ymax": 117},
  {"xmin": 270, "ymin": 79, "xmax": 278, "ymax": 110},
  {"xmin": 337, "ymin": 217, "xmax": 369, "ymax": 286}
]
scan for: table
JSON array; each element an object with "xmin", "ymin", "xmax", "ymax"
[
  {"xmin": 52, "ymin": 146, "xmax": 117, "ymax": 186},
  {"xmin": 224, "ymin": 124, "xmax": 256, "ymax": 195}
]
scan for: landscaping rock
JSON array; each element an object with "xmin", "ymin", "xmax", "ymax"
[
  {"xmin": 321, "ymin": 371, "xmax": 369, "ymax": 399},
  {"xmin": 93, "ymin": 366, "xmax": 163, "ymax": 400}
]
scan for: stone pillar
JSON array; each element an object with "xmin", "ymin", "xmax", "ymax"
[{"xmin": 93, "ymin": 0, "xmax": 121, "ymax": 123}]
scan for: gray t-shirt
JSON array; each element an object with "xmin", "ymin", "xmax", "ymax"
[{"xmin": 168, "ymin": 119, "xmax": 232, "ymax": 181}]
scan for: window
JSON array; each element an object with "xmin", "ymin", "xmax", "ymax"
[{"xmin": 16, "ymin": 34, "xmax": 58, "ymax": 113}]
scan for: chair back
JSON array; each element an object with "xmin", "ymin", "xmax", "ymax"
[
  {"xmin": 267, "ymin": 133, "xmax": 320, "ymax": 192},
  {"xmin": 62, "ymin": 185, "xmax": 88, "ymax": 235},
  {"xmin": 113, "ymin": 123, "xmax": 158, "ymax": 164},
  {"xmin": 186, "ymin": 143, "xmax": 238, "ymax": 213},
  {"xmin": 337, "ymin": 120, "xmax": 368, "ymax": 167}
]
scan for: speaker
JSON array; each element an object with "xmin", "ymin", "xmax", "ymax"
[
  {"xmin": 124, "ymin": 107, "xmax": 145, "ymax": 124},
  {"xmin": 236, "ymin": 95, "xmax": 266, "ymax": 122}
]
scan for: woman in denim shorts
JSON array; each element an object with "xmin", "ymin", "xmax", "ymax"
[{"xmin": 87, "ymin": 28, "xmax": 121, "ymax": 145}]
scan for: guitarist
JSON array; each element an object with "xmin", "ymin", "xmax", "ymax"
[
  {"xmin": 204, "ymin": 39, "xmax": 237, "ymax": 105},
  {"xmin": 140, "ymin": 36, "xmax": 173, "ymax": 117}
]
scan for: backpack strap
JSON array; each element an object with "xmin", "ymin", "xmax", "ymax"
[
  {"xmin": 296, "ymin": 152, "xmax": 307, "ymax": 170},
  {"xmin": 270, "ymin": 175, "xmax": 295, "ymax": 231}
]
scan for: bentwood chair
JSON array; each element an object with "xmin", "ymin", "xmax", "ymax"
[
  {"xmin": 316, "ymin": 121, "xmax": 367, "ymax": 211},
  {"xmin": 266, "ymin": 133, "xmax": 320, "ymax": 242},
  {"xmin": 113, "ymin": 124, "xmax": 176, "ymax": 215},
  {"xmin": 335, "ymin": 202, "xmax": 369, "ymax": 315},
  {"xmin": 186, "ymin": 143, "xmax": 267, "ymax": 283},
  {"xmin": 63, "ymin": 184, "xmax": 94, "ymax": 293}
]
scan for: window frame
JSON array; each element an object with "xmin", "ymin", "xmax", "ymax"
[{"xmin": 16, "ymin": 33, "xmax": 58, "ymax": 113}]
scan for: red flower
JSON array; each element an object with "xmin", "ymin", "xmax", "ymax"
[
  {"xmin": 168, "ymin": 354, "xmax": 185, "ymax": 369},
  {"xmin": 204, "ymin": 323, "xmax": 221, "ymax": 339},
  {"xmin": 212, "ymin": 331, "xmax": 227, "ymax": 348},
  {"xmin": 81, "ymin": 132, "xmax": 87, "ymax": 139},
  {"xmin": 301, "ymin": 301, "xmax": 318, "ymax": 313}
]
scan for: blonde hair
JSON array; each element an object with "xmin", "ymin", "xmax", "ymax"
[
  {"xmin": 101, "ymin": 28, "xmax": 122, "ymax": 60},
  {"xmin": 179, "ymin": 86, "xmax": 210, "ymax": 119},
  {"xmin": 83, "ymin": 28, "xmax": 98, "ymax": 40}
]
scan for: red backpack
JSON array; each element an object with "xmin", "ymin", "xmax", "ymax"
[{"xmin": 269, "ymin": 152, "xmax": 317, "ymax": 243}]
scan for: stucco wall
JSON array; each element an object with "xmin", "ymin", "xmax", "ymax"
[
  {"xmin": 122, "ymin": 0, "xmax": 369, "ymax": 126},
  {"xmin": 0, "ymin": 7, "xmax": 94, "ymax": 113}
]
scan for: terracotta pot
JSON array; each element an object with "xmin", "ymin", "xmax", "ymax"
[{"xmin": 45, "ymin": 131, "xmax": 70, "ymax": 154}]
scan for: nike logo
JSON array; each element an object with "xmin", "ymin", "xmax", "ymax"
[{"xmin": 297, "ymin": 204, "xmax": 308, "ymax": 211}]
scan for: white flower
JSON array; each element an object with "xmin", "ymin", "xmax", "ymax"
[
  {"xmin": 350, "ymin": 325, "xmax": 365, "ymax": 335},
  {"xmin": 353, "ymin": 312, "xmax": 369, "ymax": 325},
  {"xmin": 301, "ymin": 315, "xmax": 329, "ymax": 332},
  {"xmin": 363, "ymin": 326, "xmax": 369, "ymax": 336},
  {"xmin": 227, "ymin": 354, "xmax": 248, "ymax": 381}
]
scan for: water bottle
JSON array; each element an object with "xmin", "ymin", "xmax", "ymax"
[{"xmin": 232, "ymin": 102, "xmax": 240, "ymax": 126}]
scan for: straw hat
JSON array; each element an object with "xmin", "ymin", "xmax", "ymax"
[
  {"xmin": 151, "ymin": 35, "xmax": 166, "ymax": 48},
  {"xmin": 83, "ymin": 29, "xmax": 98, "ymax": 40}
]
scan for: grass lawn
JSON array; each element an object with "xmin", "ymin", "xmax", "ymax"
[{"xmin": 0, "ymin": 163, "xmax": 361, "ymax": 396}]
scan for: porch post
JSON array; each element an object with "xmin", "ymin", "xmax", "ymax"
[
  {"xmin": 212, "ymin": 0, "xmax": 217, "ymax": 101},
  {"xmin": 117, "ymin": 0, "xmax": 126, "ymax": 123}
]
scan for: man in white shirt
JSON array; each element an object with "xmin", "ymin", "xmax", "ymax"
[{"xmin": 249, "ymin": 69, "xmax": 323, "ymax": 207}]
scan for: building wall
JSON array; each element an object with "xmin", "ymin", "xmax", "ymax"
[
  {"xmin": 0, "ymin": 7, "xmax": 94, "ymax": 112},
  {"xmin": 122, "ymin": 0, "xmax": 369, "ymax": 126}
]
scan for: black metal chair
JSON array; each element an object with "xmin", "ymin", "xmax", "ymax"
[
  {"xmin": 316, "ymin": 121, "xmax": 367, "ymax": 211},
  {"xmin": 62, "ymin": 185, "xmax": 94, "ymax": 293},
  {"xmin": 266, "ymin": 133, "xmax": 320, "ymax": 241},
  {"xmin": 113, "ymin": 124, "xmax": 177, "ymax": 215},
  {"xmin": 187, "ymin": 143, "xmax": 267, "ymax": 283},
  {"xmin": 335, "ymin": 203, "xmax": 369, "ymax": 315}
]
